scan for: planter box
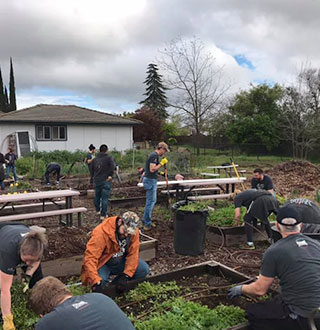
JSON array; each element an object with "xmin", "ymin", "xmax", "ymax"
[
  {"xmin": 102, "ymin": 260, "xmax": 256, "ymax": 330},
  {"xmin": 42, "ymin": 233, "xmax": 157, "ymax": 277},
  {"xmin": 207, "ymin": 224, "xmax": 267, "ymax": 247}
]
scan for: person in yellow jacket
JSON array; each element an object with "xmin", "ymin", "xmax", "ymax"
[{"xmin": 81, "ymin": 212, "xmax": 149, "ymax": 293}]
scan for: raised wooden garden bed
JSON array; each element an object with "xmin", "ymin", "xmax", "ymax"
[
  {"xmin": 103, "ymin": 260, "xmax": 256, "ymax": 330},
  {"xmin": 207, "ymin": 224, "xmax": 267, "ymax": 247},
  {"xmin": 42, "ymin": 232, "xmax": 158, "ymax": 277}
]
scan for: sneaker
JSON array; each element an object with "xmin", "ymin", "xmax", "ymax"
[
  {"xmin": 46, "ymin": 183, "xmax": 51, "ymax": 186},
  {"xmin": 56, "ymin": 181, "xmax": 60, "ymax": 185},
  {"xmin": 239, "ymin": 243, "xmax": 255, "ymax": 250},
  {"xmin": 143, "ymin": 225, "xmax": 151, "ymax": 231},
  {"xmin": 151, "ymin": 223, "xmax": 156, "ymax": 228},
  {"xmin": 96, "ymin": 211, "xmax": 100, "ymax": 215},
  {"xmin": 100, "ymin": 216, "xmax": 106, "ymax": 221}
]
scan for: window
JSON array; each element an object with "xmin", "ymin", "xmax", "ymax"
[{"xmin": 36, "ymin": 125, "xmax": 67, "ymax": 141}]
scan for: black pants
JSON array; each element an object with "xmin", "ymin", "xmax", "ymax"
[
  {"xmin": 246, "ymin": 295, "xmax": 320, "ymax": 330},
  {"xmin": 244, "ymin": 213, "xmax": 273, "ymax": 242}
]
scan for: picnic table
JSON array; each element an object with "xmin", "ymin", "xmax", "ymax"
[
  {"xmin": 138, "ymin": 177, "xmax": 246, "ymax": 201},
  {"xmin": 0, "ymin": 189, "xmax": 86, "ymax": 226},
  {"xmin": 207, "ymin": 164, "xmax": 238, "ymax": 177}
]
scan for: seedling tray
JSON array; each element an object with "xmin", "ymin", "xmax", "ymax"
[{"xmin": 42, "ymin": 233, "xmax": 157, "ymax": 277}]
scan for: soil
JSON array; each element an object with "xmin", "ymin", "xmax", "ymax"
[{"xmin": 266, "ymin": 160, "xmax": 320, "ymax": 198}]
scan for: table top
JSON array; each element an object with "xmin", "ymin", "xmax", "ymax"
[
  {"xmin": 137, "ymin": 177, "xmax": 246, "ymax": 188},
  {"xmin": 207, "ymin": 165, "xmax": 238, "ymax": 169},
  {"xmin": 0, "ymin": 189, "xmax": 80, "ymax": 203},
  {"xmin": 200, "ymin": 173, "xmax": 220, "ymax": 177}
]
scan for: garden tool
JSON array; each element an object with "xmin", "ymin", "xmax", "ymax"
[
  {"xmin": 115, "ymin": 165, "xmax": 121, "ymax": 184},
  {"xmin": 230, "ymin": 158, "xmax": 245, "ymax": 190}
]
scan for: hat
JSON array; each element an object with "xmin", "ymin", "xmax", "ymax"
[
  {"xmin": 277, "ymin": 205, "xmax": 301, "ymax": 226},
  {"xmin": 157, "ymin": 142, "xmax": 170, "ymax": 152},
  {"xmin": 122, "ymin": 212, "xmax": 139, "ymax": 235}
]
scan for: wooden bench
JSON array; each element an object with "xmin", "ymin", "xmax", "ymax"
[
  {"xmin": 0, "ymin": 207, "xmax": 87, "ymax": 227},
  {"xmin": 200, "ymin": 173, "xmax": 220, "ymax": 177},
  {"xmin": 187, "ymin": 193, "xmax": 232, "ymax": 201},
  {"xmin": 161, "ymin": 187, "xmax": 220, "ymax": 194},
  {"xmin": 1, "ymin": 201, "xmax": 66, "ymax": 214}
]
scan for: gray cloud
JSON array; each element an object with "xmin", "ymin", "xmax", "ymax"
[{"xmin": 0, "ymin": 0, "xmax": 320, "ymax": 112}]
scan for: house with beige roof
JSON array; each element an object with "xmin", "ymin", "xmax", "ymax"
[{"xmin": 0, "ymin": 104, "xmax": 142, "ymax": 156}]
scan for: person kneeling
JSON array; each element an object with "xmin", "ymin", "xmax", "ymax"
[
  {"xmin": 81, "ymin": 212, "xmax": 149, "ymax": 293},
  {"xmin": 29, "ymin": 276, "xmax": 135, "ymax": 330}
]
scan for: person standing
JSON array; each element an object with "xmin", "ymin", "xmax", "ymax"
[
  {"xmin": 142, "ymin": 142, "xmax": 169, "ymax": 230},
  {"xmin": 81, "ymin": 212, "xmax": 149, "ymax": 293},
  {"xmin": 0, "ymin": 152, "xmax": 6, "ymax": 190},
  {"xmin": 234, "ymin": 189, "xmax": 279, "ymax": 249},
  {"xmin": 228, "ymin": 205, "xmax": 320, "ymax": 330},
  {"xmin": 4, "ymin": 147, "xmax": 18, "ymax": 183},
  {"xmin": 85, "ymin": 144, "xmax": 96, "ymax": 184},
  {"xmin": 92, "ymin": 144, "xmax": 114, "ymax": 221},
  {"xmin": 0, "ymin": 223, "xmax": 47, "ymax": 330},
  {"xmin": 29, "ymin": 276, "xmax": 135, "ymax": 330},
  {"xmin": 251, "ymin": 168, "xmax": 274, "ymax": 195},
  {"xmin": 44, "ymin": 162, "xmax": 61, "ymax": 186}
]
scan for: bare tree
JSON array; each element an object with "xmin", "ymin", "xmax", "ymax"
[
  {"xmin": 159, "ymin": 37, "xmax": 229, "ymax": 154},
  {"xmin": 280, "ymin": 67, "xmax": 320, "ymax": 159}
]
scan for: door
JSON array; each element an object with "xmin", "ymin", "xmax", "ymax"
[{"xmin": 16, "ymin": 131, "xmax": 31, "ymax": 157}]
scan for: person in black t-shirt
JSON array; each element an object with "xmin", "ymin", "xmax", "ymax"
[
  {"xmin": 228, "ymin": 205, "xmax": 320, "ymax": 330},
  {"xmin": 45, "ymin": 162, "xmax": 61, "ymax": 186},
  {"xmin": 142, "ymin": 142, "xmax": 169, "ymax": 230},
  {"xmin": 0, "ymin": 152, "xmax": 6, "ymax": 190},
  {"xmin": 0, "ymin": 224, "xmax": 47, "ymax": 330},
  {"xmin": 29, "ymin": 276, "xmax": 135, "ymax": 330},
  {"xmin": 85, "ymin": 144, "xmax": 96, "ymax": 184},
  {"xmin": 234, "ymin": 189, "xmax": 279, "ymax": 249},
  {"xmin": 4, "ymin": 147, "xmax": 18, "ymax": 183},
  {"xmin": 251, "ymin": 168, "xmax": 274, "ymax": 195}
]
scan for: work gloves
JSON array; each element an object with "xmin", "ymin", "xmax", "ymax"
[
  {"xmin": 3, "ymin": 314, "xmax": 16, "ymax": 330},
  {"xmin": 21, "ymin": 274, "xmax": 31, "ymax": 293},
  {"xmin": 228, "ymin": 285, "xmax": 243, "ymax": 299},
  {"xmin": 160, "ymin": 158, "xmax": 168, "ymax": 167},
  {"xmin": 111, "ymin": 273, "xmax": 131, "ymax": 293},
  {"xmin": 92, "ymin": 282, "xmax": 104, "ymax": 293}
]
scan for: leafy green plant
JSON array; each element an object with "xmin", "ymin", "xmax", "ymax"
[
  {"xmin": 207, "ymin": 206, "xmax": 246, "ymax": 227},
  {"xmin": 10, "ymin": 281, "xmax": 39, "ymax": 329},
  {"xmin": 178, "ymin": 201, "xmax": 211, "ymax": 212},
  {"xmin": 133, "ymin": 298, "xmax": 245, "ymax": 330}
]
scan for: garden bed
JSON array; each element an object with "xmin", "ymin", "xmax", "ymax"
[
  {"xmin": 103, "ymin": 261, "xmax": 262, "ymax": 330},
  {"xmin": 42, "ymin": 232, "xmax": 158, "ymax": 277}
]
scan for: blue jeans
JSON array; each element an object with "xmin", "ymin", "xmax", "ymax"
[
  {"xmin": 94, "ymin": 181, "xmax": 112, "ymax": 217},
  {"xmin": 98, "ymin": 257, "xmax": 149, "ymax": 285},
  {"xmin": 142, "ymin": 177, "xmax": 157, "ymax": 227},
  {"xmin": 6, "ymin": 165, "xmax": 17, "ymax": 182}
]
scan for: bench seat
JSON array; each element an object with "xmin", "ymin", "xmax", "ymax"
[
  {"xmin": 187, "ymin": 194, "xmax": 231, "ymax": 201},
  {"xmin": 161, "ymin": 187, "xmax": 220, "ymax": 194},
  {"xmin": 0, "ymin": 207, "xmax": 87, "ymax": 227}
]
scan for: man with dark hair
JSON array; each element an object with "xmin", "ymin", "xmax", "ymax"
[
  {"xmin": 251, "ymin": 168, "xmax": 274, "ymax": 195},
  {"xmin": 81, "ymin": 212, "xmax": 149, "ymax": 293},
  {"xmin": 29, "ymin": 276, "xmax": 135, "ymax": 330},
  {"xmin": 92, "ymin": 144, "xmax": 114, "ymax": 221},
  {"xmin": 234, "ymin": 189, "xmax": 278, "ymax": 249},
  {"xmin": 45, "ymin": 162, "xmax": 61, "ymax": 186},
  {"xmin": 228, "ymin": 205, "xmax": 320, "ymax": 330},
  {"xmin": 142, "ymin": 141, "xmax": 169, "ymax": 230}
]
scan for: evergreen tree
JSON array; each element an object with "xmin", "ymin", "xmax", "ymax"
[
  {"xmin": 9, "ymin": 57, "xmax": 16, "ymax": 112},
  {"xmin": 0, "ymin": 67, "xmax": 5, "ymax": 112},
  {"xmin": 140, "ymin": 63, "xmax": 168, "ymax": 120},
  {"xmin": 4, "ymin": 86, "xmax": 9, "ymax": 110}
]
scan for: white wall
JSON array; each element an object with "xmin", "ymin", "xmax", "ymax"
[{"xmin": 0, "ymin": 123, "xmax": 134, "ymax": 154}]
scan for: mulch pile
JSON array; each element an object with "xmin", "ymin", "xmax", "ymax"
[{"xmin": 267, "ymin": 160, "xmax": 320, "ymax": 198}]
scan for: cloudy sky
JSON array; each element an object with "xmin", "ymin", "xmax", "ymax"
[{"xmin": 1, "ymin": 0, "xmax": 319, "ymax": 114}]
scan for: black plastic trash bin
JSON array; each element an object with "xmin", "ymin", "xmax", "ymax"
[{"xmin": 172, "ymin": 201, "xmax": 208, "ymax": 256}]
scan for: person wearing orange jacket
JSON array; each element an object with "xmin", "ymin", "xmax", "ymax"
[{"xmin": 81, "ymin": 212, "xmax": 149, "ymax": 293}]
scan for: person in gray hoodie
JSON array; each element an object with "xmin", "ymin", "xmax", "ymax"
[{"xmin": 92, "ymin": 144, "xmax": 114, "ymax": 221}]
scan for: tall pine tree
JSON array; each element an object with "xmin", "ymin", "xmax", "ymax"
[
  {"xmin": 9, "ymin": 57, "xmax": 17, "ymax": 112},
  {"xmin": 0, "ymin": 67, "xmax": 5, "ymax": 112},
  {"xmin": 140, "ymin": 63, "xmax": 168, "ymax": 120}
]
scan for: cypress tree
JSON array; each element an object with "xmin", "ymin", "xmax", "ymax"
[
  {"xmin": 9, "ymin": 57, "xmax": 17, "ymax": 112},
  {"xmin": 0, "ymin": 67, "xmax": 5, "ymax": 112},
  {"xmin": 4, "ymin": 86, "xmax": 9, "ymax": 109},
  {"xmin": 139, "ymin": 63, "xmax": 168, "ymax": 120}
]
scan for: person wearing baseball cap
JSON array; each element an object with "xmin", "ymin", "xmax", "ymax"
[
  {"xmin": 228, "ymin": 204, "xmax": 320, "ymax": 330},
  {"xmin": 142, "ymin": 141, "xmax": 169, "ymax": 230},
  {"xmin": 81, "ymin": 212, "xmax": 149, "ymax": 293}
]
